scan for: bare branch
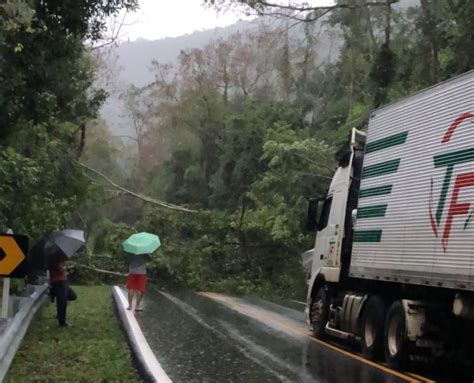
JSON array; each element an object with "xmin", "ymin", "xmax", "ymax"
[
  {"xmin": 256, "ymin": 0, "xmax": 397, "ymax": 12},
  {"xmin": 259, "ymin": 10, "xmax": 323, "ymax": 22},
  {"xmin": 74, "ymin": 263, "xmax": 161, "ymax": 284},
  {"xmin": 78, "ymin": 162, "xmax": 199, "ymax": 213},
  {"xmin": 90, "ymin": 10, "xmax": 139, "ymax": 51},
  {"xmin": 75, "ymin": 211, "xmax": 88, "ymax": 233},
  {"xmin": 206, "ymin": 0, "xmax": 399, "ymax": 22},
  {"xmin": 74, "ymin": 263, "xmax": 127, "ymax": 277}
]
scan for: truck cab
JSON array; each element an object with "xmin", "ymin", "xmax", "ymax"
[{"xmin": 305, "ymin": 128, "xmax": 366, "ymax": 316}]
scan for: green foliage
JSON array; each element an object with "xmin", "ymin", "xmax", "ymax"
[
  {"xmin": 0, "ymin": 146, "xmax": 87, "ymax": 240},
  {"xmin": 6, "ymin": 0, "xmax": 469, "ymax": 302},
  {"xmin": 247, "ymin": 123, "xmax": 333, "ymax": 243},
  {"xmin": 0, "ymin": 0, "xmax": 137, "ymax": 240},
  {"xmin": 442, "ymin": 0, "xmax": 474, "ymax": 74},
  {"xmin": 84, "ymin": 0, "xmax": 473, "ymax": 300},
  {"xmin": 86, "ymin": 114, "xmax": 333, "ymax": 298},
  {"xmin": 210, "ymin": 102, "xmax": 306, "ymax": 210}
]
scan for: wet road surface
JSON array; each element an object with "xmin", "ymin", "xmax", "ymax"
[{"xmin": 131, "ymin": 288, "xmax": 436, "ymax": 383}]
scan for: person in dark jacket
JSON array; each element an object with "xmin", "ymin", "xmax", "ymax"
[{"xmin": 49, "ymin": 261, "xmax": 76, "ymax": 327}]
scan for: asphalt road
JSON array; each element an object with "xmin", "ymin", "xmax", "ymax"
[{"xmin": 131, "ymin": 288, "xmax": 444, "ymax": 383}]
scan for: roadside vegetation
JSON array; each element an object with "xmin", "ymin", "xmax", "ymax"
[
  {"xmin": 82, "ymin": 1, "xmax": 474, "ymax": 299},
  {"xmin": 6, "ymin": 286, "xmax": 140, "ymax": 382},
  {"xmin": 0, "ymin": 1, "xmax": 472, "ymax": 300}
]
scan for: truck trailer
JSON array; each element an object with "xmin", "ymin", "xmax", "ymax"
[{"xmin": 304, "ymin": 71, "xmax": 474, "ymax": 369}]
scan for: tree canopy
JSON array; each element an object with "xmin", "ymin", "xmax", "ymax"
[
  {"xmin": 88, "ymin": 0, "xmax": 472, "ymax": 297},
  {"xmin": 0, "ymin": 0, "xmax": 137, "ymax": 238},
  {"xmin": 1, "ymin": 0, "xmax": 472, "ymax": 298}
]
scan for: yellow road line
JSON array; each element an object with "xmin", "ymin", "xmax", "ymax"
[
  {"xmin": 199, "ymin": 292, "xmax": 428, "ymax": 383},
  {"xmin": 406, "ymin": 373, "xmax": 436, "ymax": 383}
]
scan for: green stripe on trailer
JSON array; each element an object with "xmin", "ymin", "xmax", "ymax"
[
  {"xmin": 359, "ymin": 185, "xmax": 393, "ymax": 198},
  {"xmin": 353, "ymin": 230, "xmax": 382, "ymax": 242},
  {"xmin": 357, "ymin": 205, "xmax": 388, "ymax": 219},
  {"xmin": 362, "ymin": 159, "xmax": 400, "ymax": 179},
  {"xmin": 433, "ymin": 148, "xmax": 474, "ymax": 167},
  {"xmin": 365, "ymin": 131, "xmax": 408, "ymax": 154}
]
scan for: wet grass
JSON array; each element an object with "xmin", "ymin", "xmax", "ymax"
[{"xmin": 6, "ymin": 285, "xmax": 140, "ymax": 382}]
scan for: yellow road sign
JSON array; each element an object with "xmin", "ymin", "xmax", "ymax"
[{"xmin": 0, "ymin": 235, "xmax": 27, "ymax": 276}]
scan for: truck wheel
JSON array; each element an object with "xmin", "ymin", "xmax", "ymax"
[
  {"xmin": 360, "ymin": 296, "xmax": 386, "ymax": 360},
  {"xmin": 310, "ymin": 286, "xmax": 330, "ymax": 339},
  {"xmin": 384, "ymin": 301, "xmax": 409, "ymax": 370}
]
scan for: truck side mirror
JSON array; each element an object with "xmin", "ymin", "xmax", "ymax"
[
  {"xmin": 352, "ymin": 209, "xmax": 357, "ymax": 228},
  {"xmin": 306, "ymin": 197, "xmax": 319, "ymax": 231}
]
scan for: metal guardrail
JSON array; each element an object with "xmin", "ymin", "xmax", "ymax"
[{"xmin": 0, "ymin": 284, "xmax": 48, "ymax": 381}]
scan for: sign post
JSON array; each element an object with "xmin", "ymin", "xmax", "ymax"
[
  {"xmin": 2, "ymin": 229, "xmax": 13, "ymax": 319},
  {"xmin": 0, "ymin": 230, "xmax": 29, "ymax": 318},
  {"xmin": 1, "ymin": 278, "xmax": 9, "ymax": 319}
]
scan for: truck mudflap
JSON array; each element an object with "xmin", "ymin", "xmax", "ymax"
[
  {"xmin": 401, "ymin": 300, "xmax": 450, "ymax": 360},
  {"xmin": 402, "ymin": 300, "xmax": 428, "ymax": 341},
  {"xmin": 402, "ymin": 300, "xmax": 445, "ymax": 351}
]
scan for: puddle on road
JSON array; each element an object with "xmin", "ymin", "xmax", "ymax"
[{"xmin": 134, "ymin": 289, "xmax": 406, "ymax": 383}]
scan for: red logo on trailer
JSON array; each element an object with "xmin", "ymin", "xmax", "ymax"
[{"xmin": 429, "ymin": 113, "xmax": 474, "ymax": 251}]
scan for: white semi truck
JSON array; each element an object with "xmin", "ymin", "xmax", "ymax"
[{"xmin": 304, "ymin": 71, "xmax": 474, "ymax": 369}]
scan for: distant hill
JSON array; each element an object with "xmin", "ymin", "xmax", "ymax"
[
  {"xmin": 100, "ymin": 19, "xmax": 264, "ymax": 136},
  {"xmin": 99, "ymin": 0, "xmax": 419, "ymax": 136},
  {"xmin": 100, "ymin": 17, "xmax": 339, "ymax": 136},
  {"xmin": 114, "ymin": 20, "xmax": 260, "ymax": 87}
]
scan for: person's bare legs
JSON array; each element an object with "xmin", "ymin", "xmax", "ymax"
[
  {"xmin": 135, "ymin": 291, "xmax": 144, "ymax": 311},
  {"xmin": 127, "ymin": 289, "xmax": 135, "ymax": 310}
]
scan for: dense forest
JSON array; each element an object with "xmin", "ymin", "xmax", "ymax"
[{"xmin": 1, "ymin": 0, "xmax": 473, "ymax": 298}]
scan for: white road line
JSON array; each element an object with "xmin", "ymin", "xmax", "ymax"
[{"xmin": 113, "ymin": 286, "xmax": 172, "ymax": 383}]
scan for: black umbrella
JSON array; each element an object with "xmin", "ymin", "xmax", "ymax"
[{"xmin": 30, "ymin": 230, "xmax": 86, "ymax": 268}]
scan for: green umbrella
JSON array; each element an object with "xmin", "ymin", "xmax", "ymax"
[{"xmin": 122, "ymin": 232, "xmax": 161, "ymax": 255}]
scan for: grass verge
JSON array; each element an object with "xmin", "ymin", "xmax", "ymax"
[{"xmin": 6, "ymin": 285, "xmax": 140, "ymax": 382}]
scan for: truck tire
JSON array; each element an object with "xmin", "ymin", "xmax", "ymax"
[
  {"xmin": 310, "ymin": 286, "xmax": 330, "ymax": 339},
  {"xmin": 384, "ymin": 300, "xmax": 409, "ymax": 370},
  {"xmin": 360, "ymin": 295, "xmax": 386, "ymax": 360}
]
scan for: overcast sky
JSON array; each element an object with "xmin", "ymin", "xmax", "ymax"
[{"xmin": 117, "ymin": 0, "xmax": 335, "ymax": 41}]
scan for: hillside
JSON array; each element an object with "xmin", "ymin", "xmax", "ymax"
[
  {"xmin": 99, "ymin": 17, "xmax": 340, "ymax": 136},
  {"xmin": 99, "ymin": 0, "xmax": 419, "ymax": 136},
  {"xmin": 115, "ymin": 19, "xmax": 259, "ymax": 87}
]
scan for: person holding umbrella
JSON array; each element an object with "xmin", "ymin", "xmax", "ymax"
[
  {"xmin": 31, "ymin": 229, "xmax": 85, "ymax": 327},
  {"xmin": 126, "ymin": 254, "xmax": 149, "ymax": 311},
  {"xmin": 49, "ymin": 258, "xmax": 75, "ymax": 327},
  {"xmin": 123, "ymin": 232, "xmax": 161, "ymax": 311}
]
